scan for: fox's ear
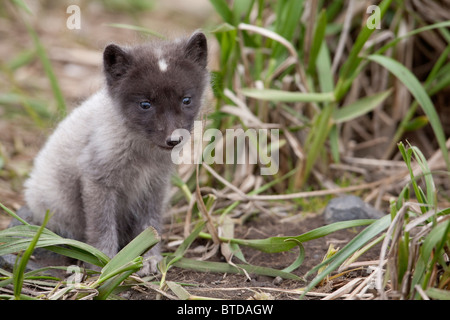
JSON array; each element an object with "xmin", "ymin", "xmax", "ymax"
[
  {"xmin": 184, "ymin": 32, "xmax": 208, "ymax": 68},
  {"xmin": 103, "ymin": 44, "xmax": 132, "ymax": 85}
]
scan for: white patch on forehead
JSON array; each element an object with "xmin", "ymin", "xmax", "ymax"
[{"xmin": 158, "ymin": 59, "xmax": 168, "ymax": 72}]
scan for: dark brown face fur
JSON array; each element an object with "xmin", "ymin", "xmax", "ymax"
[{"xmin": 103, "ymin": 32, "xmax": 208, "ymax": 150}]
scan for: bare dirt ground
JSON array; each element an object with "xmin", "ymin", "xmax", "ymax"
[{"xmin": 137, "ymin": 214, "xmax": 380, "ymax": 300}]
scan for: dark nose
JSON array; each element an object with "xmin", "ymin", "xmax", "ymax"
[{"xmin": 166, "ymin": 135, "xmax": 183, "ymax": 147}]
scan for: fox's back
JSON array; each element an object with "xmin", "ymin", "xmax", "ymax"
[{"xmin": 23, "ymin": 91, "xmax": 107, "ymax": 238}]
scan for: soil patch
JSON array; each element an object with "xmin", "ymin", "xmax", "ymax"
[{"xmin": 125, "ymin": 213, "xmax": 382, "ymax": 300}]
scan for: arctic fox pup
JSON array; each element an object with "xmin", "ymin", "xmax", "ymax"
[{"xmin": 20, "ymin": 32, "xmax": 209, "ymax": 274}]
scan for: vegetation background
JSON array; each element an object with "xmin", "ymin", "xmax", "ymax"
[{"xmin": 0, "ymin": 0, "xmax": 449, "ymax": 300}]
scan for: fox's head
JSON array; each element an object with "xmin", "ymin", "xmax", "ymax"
[{"xmin": 103, "ymin": 32, "xmax": 208, "ymax": 150}]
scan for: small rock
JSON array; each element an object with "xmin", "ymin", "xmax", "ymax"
[
  {"xmin": 0, "ymin": 250, "xmax": 73, "ymax": 278},
  {"xmin": 0, "ymin": 253, "xmax": 41, "ymax": 273},
  {"xmin": 323, "ymin": 195, "xmax": 385, "ymax": 224},
  {"xmin": 272, "ymin": 276, "xmax": 283, "ymax": 286},
  {"xmin": 8, "ymin": 205, "xmax": 34, "ymax": 228}
]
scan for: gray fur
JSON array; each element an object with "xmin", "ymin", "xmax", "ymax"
[{"xmin": 20, "ymin": 32, "xmax": 209, "ymax": 274}]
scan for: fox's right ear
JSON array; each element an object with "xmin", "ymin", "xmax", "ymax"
[
  {"xmin": 184, "ymin": 32, "xmax": 208, "ymax": 68},
  {"xmin": 103, "ymin": 44, "xmax": 132, "ymax": 85}
]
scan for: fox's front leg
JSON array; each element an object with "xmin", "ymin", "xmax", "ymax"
[
  {"xmin": 81, "ymin": 177, "xmax": 119, "ymax": 259},
  {"xmin": 135, "ymin": 217, "xmax": 163, "ymax": 276},
  {"xmin": 132, "ymin": 194, "xmax": 167, "ymax": 276}
]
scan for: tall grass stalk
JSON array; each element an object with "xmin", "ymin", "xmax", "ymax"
[{"xmin": 209, "ymin": 0, "xmax": 449, "ymax": 189}]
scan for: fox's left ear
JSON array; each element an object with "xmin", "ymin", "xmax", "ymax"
[
  {"xmin": 103, "ymin": 44, "xmax": 132, "ymax": 85},
  {"xmin": 185, "ymin": 32, "xmax": 208, "ymax": 68}
]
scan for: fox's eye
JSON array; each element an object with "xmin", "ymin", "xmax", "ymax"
[
  {"xmin": 182, "ymin": 97, "xmax": 191, "ymax": 106},
  {"xmin": 139, "ymin": 101, "xmax": 152, "ymax": 110}
]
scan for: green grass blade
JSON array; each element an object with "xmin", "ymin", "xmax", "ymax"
[
  {"xmin": 337, "ymin": 0, "xmax": 393, "ymax": 78},
  {"xmin": 13, "ymin": 211, "xmax": 51, "ymax": 299},
  {"xmin": 301, "ymin": 215, "xmax": 391, "ymax": 298},
  {"xmin": 0, "ymin": 202, "xmax": 29, "ymax": 225},
  {"xmin": 335, "ymin": 0, "xmax": 393, "ymax": 100},
  {"xmin": 367, "ymin": 54, "xmax": 450, "ymax": 171},
  {"xmin": 44, "ymin": 245, "xmax": 107, "ymax": 267},
  {"xmin": 99, "ymin": 226, "xmax": 160, "ymax": 280},
  {"xmin": 158, "ymin": 221, "xmax": 207, "ymax": 288},
  {"xmin": 0, "ymin": 92, "xmax": 51, "ymax": 125},
  {"xmin": 333, "ymin": 89, "xmax": 392, "ymax": 124},
  {"xmin": 0, "ymin": 294, "xmax": 37, "ymax": 300},
  {"xmin": 0, "ymin": 224, "xmax": 59, "ymax": 238},
  {"xmin": 315, "ymin": 41, "xmax": 340, "ymax": 163},
  {"xmin": 6, "ymin": 48, "xmax": 36, "ymax": 71},
  {"xmin": 301, "ymin": 102, "xmax": 334, "ymax": 187},
  {"xmin": 173, "ymin": 221, "xmax": 206, "ymax": 259},
  {"xmin": 398, "ymin": 142, "xmax": 425, "ymax": 207},
  {"xmin": 11, "ymin": 0, "xmax": 33, "ymax": 14},
  {"xmin": 24, "ymin": 21, "xmax": 66, "ymax": 118},
  {"xmin": 173, "ymin": 257, "xmax": 302, "ymax": 280},
  {"xmin": 385, "ymin": 42, "xmax": 450, "ymax": 158},
  {"xmin": 241, "ymin": 88, "xmax": 335, "ymax": 102},
  {"xmin": 272, "ymin": 0, "xmax": 304, "ymax": 59},
  {"xmin": 196, "ymin": 219, "xmax": 375, "ymax": 278},
  {"xmin": 95, "ymin": 269, "xmax": 136, "ymax": 300},
  {"xmin": 307, "ymin": 9, "xmax": 327, "ymax": 75},
  {"xmin": 316, "ymin": 41, "xmax": 334, "ymax": 93},
  {"xmin": 209, "ymin": 0, "xmax": 233, "ymax": 24},
  {"xmin": 281, "ymin": 240, "xmax": 305, "ymax": 273},
  {"xmin": 409, "ymin": 144, "xmax": 436, "ymax": 207},
  {"xmin": 2, "ymin": 225, "xmax": 158, "ymax": 300},
  {"xmin": 104, "ymin": 23, "xmax": 166, "ymax": 39},
  {"xmin": 166, "ymin": 281, "xmax": 223, "ymax": 300},
  {"xmin": 420, "ymin": 220, "xmax": 450, "ymax": 270},
  {"xmin": 166, "ymin": 281, "xmax": 192, "ymax": 300},
  {"xmin": 0, "ymin": 225, "xmax": 110, "ymax": 266},
  {"xmin": 426, "ymin": 288, "xmax": 450, "ymax": 300},
  {"xmin": 429, "ymin": 68, "xmax": 450, "ymax": 96},
  {"xmin": 411, "ymin": 219, "xmax": 450, "ymax": 297},
  {"xmin": 375, "ymin": 21, "xmax": 450, "ymax": 57},
  {"xmin": 171, "ymin": 172, "xmax": 193, "ymax": 202},
  {"xmin": 200, "ymin": 219, "xmax": 375, "ymax": 253},
  {"xmin": 231, "ymin": 0, "xmax": 253, "ymax": 25},
  {"xmin": 94, "ymin": 227, "xmax": 160, "ymax": 299}
]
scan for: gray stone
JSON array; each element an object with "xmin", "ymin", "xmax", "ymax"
[
  {"xmin": 0, "ymin": 253, "xmax": 40, "ymax": 273},
  {"xmin": 0, "ymin": 250, "xmax": 73, "ymax": 278},
  {"xmin": 8, "ymin": 205, "xmax": 34, "ymax": 228},
  {"xmin": 323, "ymin": 195, "xmax": 385, "ymax": 224}
]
